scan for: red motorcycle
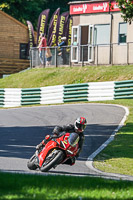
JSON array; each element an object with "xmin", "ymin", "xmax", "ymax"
[{"xmin": 27, "ymin": 132, "xmax": 79, "ymax": 172}]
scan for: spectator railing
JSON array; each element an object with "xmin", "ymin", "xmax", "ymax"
[
  {"xmin": 30, "ymin": 42, "xmax": 133, "ymax": 68},
  {"xmin": 30, "ymin": 46, "xmax": 71, "ymax": 68}
]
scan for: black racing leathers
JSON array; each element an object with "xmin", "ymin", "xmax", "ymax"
[{"xmin": 53, "ymin": 124, "xmax": 85, "ymax": 158}]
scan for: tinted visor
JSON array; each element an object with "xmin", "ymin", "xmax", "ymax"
[{"xmin": 76, "ymin": 122, "xmax": 86, "ymax": 131}]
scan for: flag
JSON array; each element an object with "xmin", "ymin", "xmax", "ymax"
[
  {"xmin": 66, "ymin": 17, "xmax": 73, "ymax": 46},
  {"xmin": 47, "ymin": 8, "xmax": 60, "ymax": 46},
  {"xmin": 27, "ymin": 20, "xmax": 35, "ymax": 49},
  {"xmin": 66, "ymin": 17, "xmax": 73, "ymax": 53},
  {"xmin": 37, "ymin": 9, "xmax": 50, "ymax": 45},
  {"xmin": 57, "ymin": 11, "xmax": 69, "ymax": 45}
]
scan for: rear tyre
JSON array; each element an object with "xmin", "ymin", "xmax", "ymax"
[
  {"xmin": 40, "ymin": 150, "xmax": 64, "ymax": 172},
  {"xmin": 27, "ymin": 154, "xmax": 38, "ymax": 170}
]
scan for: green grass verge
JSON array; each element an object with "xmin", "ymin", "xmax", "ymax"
[
  {"xmin": 93, "ymin": 99, "xmax": 133, "ymax": 176},
  {"xmin": 0, "ymin": 65, "xmax": 133, "ymax": 88},
  {"xmin": 0, "ymin": 172, "xmax": 133, "ymax": 200}
]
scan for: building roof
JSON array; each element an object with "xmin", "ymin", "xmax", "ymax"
[
  {"xmin": 0, "ymin": 10, "xmax": 28, "ymax": 30},
  {"xmin": 68, "ymin": 0, "xmax": 108, "ymax": 4}
]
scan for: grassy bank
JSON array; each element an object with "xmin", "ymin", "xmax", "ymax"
[
  {"xmin": 0, "ymin": 172, "xmax": 133, "ymax": 200},
  {"xmin": 0, "ymin": 65, "xmax": 133, "ymax": 88},
  {"xmin": 93, "ymin": 99, "xmax": 133, "ymax": 176}
]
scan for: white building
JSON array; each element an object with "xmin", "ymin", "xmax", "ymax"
[{"xmin": 68, "ymin": 0, "xmax": 133, "ymax": 65}]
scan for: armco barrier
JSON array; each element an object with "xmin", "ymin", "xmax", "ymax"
[
  {"xmin": 0, "ymin": 80, "xmax": 132, "ymax": 107},
  {"xmin": 0, "ymin": 88, "xmax": 21, "ymax": 107},
  {"xmin": 41, "ymin": 85, "xmax": 64, "ymax": 105},
  {"xmin": 114, "ymin": 80, "xmax": 133, "ymax": 99},
  {"xmin": 64, "ymin": 83, "xmax": 89, "ymax": 102},
  {"xmin": 0, "ymin": 88, "xmax": 4, "ymax": 107},
  {"xmin": 22, "ymin": 88, "xmax": 41, "ymax": 106},
  {"xmin": 88, "ymin": 81, "xmax": 114, "ymax": 101}
]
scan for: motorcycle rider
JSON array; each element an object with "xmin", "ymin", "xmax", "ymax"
[{"xmin": 36, "ymin": 117, "xmax": 87, "ymax": 165}]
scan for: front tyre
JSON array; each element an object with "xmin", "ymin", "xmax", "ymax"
[
  {"xmin": 27, "ymin": 154, "xmax": 38, "ymax": 170},
  {"xmin": 40, "ymin": 150, "xmax": 64, "ymax": 172}
]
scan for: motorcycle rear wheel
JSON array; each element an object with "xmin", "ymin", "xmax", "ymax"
[
  {"xmin": 40, "ymin": 150, "xmax": 64, "ymax": 172},
  {"xmin": 27, "ymin": 154, "xmax": 38, "ymax": 170}
]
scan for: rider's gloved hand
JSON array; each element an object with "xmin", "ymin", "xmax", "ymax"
[
  {"xmin": 52, "ymin": 127, "xmax": 59, "ymax": 136},
  {"xmin": 36, "ymin": 143, "xmax": 43, "ymax": 150}
]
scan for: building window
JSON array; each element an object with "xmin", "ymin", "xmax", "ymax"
[
  {"xmin": 94, "ymin": 24, "xmax": 110, "ymax": 45},
  {"xmin": 118, "ymin": 23, "xmax": 127, "ymax": 44},
  {"xmin": 20, "ymin": 43, "xmax": 28, "ymax": 59}
]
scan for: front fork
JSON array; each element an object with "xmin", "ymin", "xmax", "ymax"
[{"xmin": 34, "ymin": 150, "xmax": 40, "ymax": 168}]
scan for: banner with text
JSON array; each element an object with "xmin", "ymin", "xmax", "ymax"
[
  {"xmin": 27, "ymin": 20, "xmax": 35, "ymax": 53},
  {"xmin": 70, "ymin": 1, "xmax": 120, "ymax": 15},
  {"xmin": 66, "ymin": 17, "xmax": 72, "ymax": 46},
  {"xmin": 47, "ymin": 8, "xmax": 60, "ymax": 46},
  {"xmin": 56, "ymin": 11, "xmax": 69, "ymax": 45},
  {"xmin": 66, "ymin": 17, "xmax": 72, "ymax": 53},
  {"xmin": 37, "ymin": 9, "xmax": 50, "ymax": 45}
]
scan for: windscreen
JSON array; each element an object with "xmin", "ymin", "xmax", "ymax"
[{"xmin": 68, "ymin": 132, "xmax": 79, "ymax": 147}]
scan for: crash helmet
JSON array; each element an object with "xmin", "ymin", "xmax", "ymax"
[{"xmin": 74, "ymin": 117, "xmax": 87, "ymax": 133}]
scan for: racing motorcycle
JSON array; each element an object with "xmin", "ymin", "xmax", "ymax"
[{"xmin": 27, "ymin": 132, "xmax": 79, "ymax": 172}]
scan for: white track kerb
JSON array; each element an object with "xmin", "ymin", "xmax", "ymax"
[
  {"xmin": 86, "ymin": 105, "xmax": 129, "ymax": 178},
  {"xmin": 0, "ymin": 80, "xmax": 133, "ymax": 107}
]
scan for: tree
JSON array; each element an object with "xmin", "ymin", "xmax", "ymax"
[
  {"xmin": 44, "ymin": 0, "xmax": 69, "ymax": 16},
  {"xmin": 116, "ymin": 0, "xmax": 133, "ymax": 24},
  {"xmin": 0, "ymin": 0, "xmax": 46, "ymax": 29},
  {"xmin": 0, "ymin": 0, "xmax": 70, "ymax": 29}
]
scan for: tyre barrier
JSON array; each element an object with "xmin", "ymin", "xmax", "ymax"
[{"xmin": 0, "ymin": 80, "xmax": 133, "ymax": 107}]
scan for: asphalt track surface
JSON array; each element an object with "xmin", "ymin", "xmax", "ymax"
[{"xmin": 0, "ymin": 103, "xmax": 132, "ymax": 179}]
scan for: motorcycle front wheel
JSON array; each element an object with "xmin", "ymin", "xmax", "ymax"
[
  {"xmin": 40, "ymin": 150, "xmax": 64, "ymax": 172},
  {"xmin": 27, "ymin": 154, "xmax": 38, "ymax": 170}
]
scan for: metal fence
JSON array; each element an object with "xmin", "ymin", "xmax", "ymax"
[
  {"xmin": 30, "ymin": 42, "xmax": 133, "ymax": 68},
  {"xmin": 30, "ymin": 46, "xmax": 71, "ymax": 68}
]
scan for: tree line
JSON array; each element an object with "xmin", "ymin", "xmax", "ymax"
[
  {"xmin": 0, "ymin": 0, "xmax": 70, "ymax": 30},
  {"xmin": 0, "ymin": 0, "xmax": 133, "ymax": 27}
]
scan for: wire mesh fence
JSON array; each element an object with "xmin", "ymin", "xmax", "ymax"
[
  {"xmin": 30, "ymin": 42, "xmax": 133, "ymax": 68},
  {"xmin": 30, "ymin": 46, "xmax": 71, "ymax": 68}
]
